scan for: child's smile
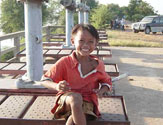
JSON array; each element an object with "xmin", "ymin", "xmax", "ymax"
[{"xmin": 72, "ymin": 29, "xmax": 97, "ymax": 58}]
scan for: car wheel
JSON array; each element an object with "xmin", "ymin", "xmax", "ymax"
[
  {"xmin": 145, "ymin": 27, "xmax": 151, "ymax": 34},
  {"xmin": 133, "ymin": 29, "xmax": 139, "ymax": 33},
  {"xmin": 152, "ymin": 32, "xmax": 156, "ymax": 34}
]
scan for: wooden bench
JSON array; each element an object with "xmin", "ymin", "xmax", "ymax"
[
  {"xmin": 16, "ymin": 48, "xmax": 112, "ymax": 60},
  {"xmin": 43, "ymin": 42, "xmax": 109, "ymax": 48},
  {"xmin": 0, "ymin": 62, "xmax": 119, "ymax": 77},
  {"xmin": 48, "ymin": 32, "xmax": 108, "ymax": 42},
  {"xmin": 0, "ymin": 91, "xmax": 130, "ymax": 125}
]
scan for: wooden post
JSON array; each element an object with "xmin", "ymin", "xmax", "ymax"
[
  {"xmin": 0, "ymin": 42, "xmax": 1, "ymax": 62},
  {"xmin": 45, "ymin": 26, "xmax": 51, "ymax": 42},
  {"xmin": 13, "ymin": 37, "xmax": 20, "ymax": 57}
]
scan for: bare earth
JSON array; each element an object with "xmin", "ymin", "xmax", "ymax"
[
  {"xmin": 0, "ymin": 46, "xmax": 163, "ymax": 125},
  {"xmin": 105, "ymin": 47, "xmax": 163, "ymax": 125}
]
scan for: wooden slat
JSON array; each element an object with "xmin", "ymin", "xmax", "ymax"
[
  {"xmin": 45, "ymin": 50, "xmax": 60, "ymax": 55},
  {"xmin": 17, "ymin": 48, "xmax": 111, "ymax": 58},
  {"xmin": 0, "ymin": 94, "xmax": 130, "ymax": 125},
  {"xmin": 17, "ymin": 49, "xmax": 48, "ymax": 57},
  {"xmin": 0, "ymin": 95, "xmax": 33, "ymax": 118},
  {"xmin": 0, "ymin": 63, "xmax": 9, "ymax": 69},
  {"xmin": 98, "ymin": 49, "xmax": 112, "ymax": 58},
  {"xmin": 43, "ymin": 64, "xmax": 53, "ymax": 71},
  {"xmin": 0, "ymin": 95, "xmax": 6, "ymax": 103},
  {"xmin": 105, "ymin": 63, "xmax": 119, "ymax": 77},
  {"xmin": 2, "ymin": 63, "xmax": 25, "ymax": 70},
  {"xmin": 0, "ymin": 62, "xmax": 26, "ymax": 75},
  {"xmin": 23, "ymin": 96, "xmax": 56, "ymax": 120},
  {"xmin": 59, "ymin": 49, "xmax": 72, "ymax": 55},
  {"xmin": 98, "ymin": 97, "xmax": 126, "ymax": 121},
  {"xmin": 0, "ymin": 62, "xmax": 118, "ymax": 77}
]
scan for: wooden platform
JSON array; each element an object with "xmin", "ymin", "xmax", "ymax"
[
  {"xmin": 16, "ymin": 48, "xmax": 112, "ymax": 59},
  {"xmin": 0, "ymin": 62, "xmax": 119, "ymax": 77},
  {"xmin": 0, "ymin": 91, "xmax": 130, "ymax": 125},
  {"xmin": 43, "ymin": 42, "xmax": 109, "ymax": 49},
  {"xmin": 48, "ymin": 32, "xmax": 108, "ymax": 41}
]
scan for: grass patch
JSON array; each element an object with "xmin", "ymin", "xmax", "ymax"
[
  {"xmin": 107, "ymin": 30, "xmax": 163, "ymax": 47},
  {"xmin": 0, "ymin": 51, "xmax": 14, "ymax": 61}
]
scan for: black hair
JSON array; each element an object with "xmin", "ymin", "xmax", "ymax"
[{"xmin": 71, "ymin": 24, "xmax": 99, "ymax": 42}]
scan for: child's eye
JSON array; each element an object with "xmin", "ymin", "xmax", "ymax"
[
  {"xmin": 89, "ymin": 41, "xmax": 94, "ymax": 44},
  {"xmin": 79, "ymin": 40, "xmax": 84, "ymax": 43}
]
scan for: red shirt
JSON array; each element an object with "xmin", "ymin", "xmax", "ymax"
[{"xmin": 44, "ymin": 52, "xmax": 112, "ymax": 116}]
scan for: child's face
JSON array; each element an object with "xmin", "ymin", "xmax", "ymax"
[{"xmin": 71, "ymin": 29, "xmax": 97, "ymax": 57}]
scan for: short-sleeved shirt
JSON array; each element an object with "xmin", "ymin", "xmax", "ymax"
[{"xmin": 44, "ymin": 51, "xmax": 112, "ymax": 116}]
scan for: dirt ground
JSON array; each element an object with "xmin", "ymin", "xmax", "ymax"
[
  {"xmin": 104, "ymin": 47, "xmax": 163, "ymax": 125},
  {"xmin": 0, "ymin": 46, "xmax": 163, "ymax": 125}
]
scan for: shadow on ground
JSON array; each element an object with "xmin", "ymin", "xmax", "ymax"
[{"xmin": 104, "ymin": 47, "xmax": 163, "ymax": 125}]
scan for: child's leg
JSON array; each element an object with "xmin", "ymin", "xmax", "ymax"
[
  {"xmin": 65, "ymin": 93, "xmax": 86, "ymax": 125},
  {"xmin": 66, "ymin": 115, "xmax": 74, "ymax": 125}
]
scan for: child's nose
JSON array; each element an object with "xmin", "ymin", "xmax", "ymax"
[{"xmin": 83, "ymin": 41, "xmax": 90, "ymax": 46}]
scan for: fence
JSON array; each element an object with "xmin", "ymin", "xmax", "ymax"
[{"xmin": 0, "ymin": 25, "xmax": 65, "ymax": 62}]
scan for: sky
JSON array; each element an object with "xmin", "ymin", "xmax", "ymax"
[{"xmin": 98, "ymin": 0, "xmax": 163, "ymax": 15}]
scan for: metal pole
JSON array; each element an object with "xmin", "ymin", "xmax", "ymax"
[
  {"xmin": 65, "ymin": 9, "xmax": 73, "ymax": 46},
  {"xmin": 24, "ymin": 0, "xmax": 43, "ymax": 81},
  {"xmin": 78, "ymin": 11, "xmax": 84, "ymax": 24},
  {"xmin": 78, "ymin": 0, "xmax": 84, "ymax": 24},
  {"xmin": 84, "ymin": 11, "xmax": 89, "ymax": 24}
]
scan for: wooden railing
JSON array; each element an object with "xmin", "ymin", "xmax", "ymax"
[{"xmin": 0, "ymin": 25, "xmax": 65, "ymax": 62}]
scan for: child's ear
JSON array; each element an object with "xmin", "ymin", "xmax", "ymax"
[
  {"xmin": 95, "ymin": 40, "xmax": 98, "ymax": 46},
  {"xmin": 71, "ymin": 38, "xmax": 74, "ymax": 45}
]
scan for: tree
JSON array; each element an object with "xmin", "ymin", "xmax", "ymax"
[
  {"xmin": 90, "ymin": 5, "xmax": 110, "ymax": 29},
  {"xmin": 57, "ymin": 0, "xmax": 99, "ymax": 26},
  {"xmin": 86, "ymin": 0, "xmax": 98, "ymax": 10},
  {"xmin": 106, "ymin": 4, "xmax": 125, "ymax": 20},
  {"xmin": 45, "ymin": 0, "xmax": 63, "ymax": 25},
  {"xmin": 0, "ymin": 0, "xmax": 49, "ymax": 33},
  {"xmin": 0, "ymin": 0, "xmax": 24, "ymax": 33},
  {"xmin": 126, "ymin": 0, "xmax": 155, "ymax": 21}
]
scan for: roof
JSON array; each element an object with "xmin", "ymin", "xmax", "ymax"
[
  {"xmin": 17, "ymin": 0, "xmax": 48, "ymax": 2},
  {"xmin": 145, "ymin": 15, "xmax": 163, "ymax": 18}
]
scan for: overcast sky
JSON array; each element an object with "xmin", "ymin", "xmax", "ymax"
[{"xmin": 98, "ymin": 0, "xmax": 163, "ymax": 15}]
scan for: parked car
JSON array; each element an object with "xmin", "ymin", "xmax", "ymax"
[{"xmin": 132, "ymin": 15, "xmax": 163, "ymax": 34}]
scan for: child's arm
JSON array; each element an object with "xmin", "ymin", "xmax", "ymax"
[
  {"xmin": 41, "ymin": 80, "xmax": 71, "ymax": 92},
  {"xmin": 96, "ymin": 86, "xmax": 109, "ymax": 98},
  {"xmin": 94, "ymin": 84, "xmax": 111, "ymax": 98}
]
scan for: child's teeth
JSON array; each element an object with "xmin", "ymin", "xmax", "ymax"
[{"xmin": 82, "ymin": 49, "xmax": 89, "ymax": 51}]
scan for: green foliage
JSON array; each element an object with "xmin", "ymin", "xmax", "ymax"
[
  {"xmin": 90, "ymin": 4, "xmax": 128, "ymax": 29},
  {"xmin": 0, "ymin": 0, "xmax": 156, "ymax": 33},
  {"xmin": 86, "ymin": 0, "xmax": 99, "ymax": 10},
  {"xmin": 45, "ymin": 0, "xmax": 63, "ymax": 25},
  {"xmin": 0, "ymin": 0, "xmax": 24, "ymax": 33},
  {"xmin": 90, "ymin": 5, "xmax": 110, "ymax": 29},
  {"xmin": 56, "ymin": 0, "xmax": 99, "ymax": 26},
  {"xmin": 57, "ymin": 9, "xmax": 66, "ymax": 25},
  {"xmin": 126, "ymin": 0, "xmax": 155, "ymax": 21},
  {"xmin": 42, "ymin": 3, "xmax": 50, "ymax": 25},
  {"xmin": 0, "ymin": 0, "xmax": 49, "ymax": 33},
  {"xmin": 0, "ymin": 51, "xmax": 14, "ymax": 61}
]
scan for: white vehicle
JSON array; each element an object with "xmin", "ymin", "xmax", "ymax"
[{"xmin": 132, "ymin": 15, "xmax": 163, "ymax": 34}]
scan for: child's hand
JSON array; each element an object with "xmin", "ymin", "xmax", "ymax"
[
  {"xmin": 56, "ymin": 80, "xmax": 71, "ymax": 92},
  {"xmin": 93, "ymin": 89, "xmax": 104, "ymax": 98},
  {"xmin": 94, "ymin": 86, "xmax": 109, "ymax": 98}
]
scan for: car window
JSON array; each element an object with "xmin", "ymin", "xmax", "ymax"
[
  {"xmin": 153, "ymin": 17, "xmax": 159, "ymax": 23},
  {"xmin": 141, "ymin": 17, "xmax": 153, "ymax": 22},
  {"xmin": 160, "ymin": 17, "xmax": 163, "ymax": 23}
]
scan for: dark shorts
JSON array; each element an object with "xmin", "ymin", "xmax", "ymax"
[{"xmin": 53, "ymin": 92, "xmax": 97, "ymax": 120}]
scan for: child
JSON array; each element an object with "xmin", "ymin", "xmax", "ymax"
[{"xmin": 41, "ymin": 24, "xmax": 112, "ymax": 125}]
